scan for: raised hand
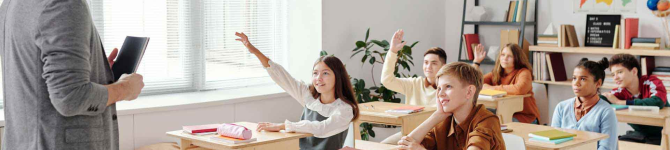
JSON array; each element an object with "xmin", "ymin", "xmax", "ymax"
[
  {"xmin": 473, "ymin": 44, "xmax": 486, "ymax": 63},
  {"xmin": 235, "ymin": 32, "xmax": 260, "ymax": 54},
  {"xmin": 390, "ymin": 29, "xmax": 407, "ymax": 53}
]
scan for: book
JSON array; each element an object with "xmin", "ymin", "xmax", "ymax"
[
  {"xmin": 632, "ymin": 37, "xmax": 662, "ymax": 43},
  {"xmin": 480, "ymin": 89, "xmax": 507, "ymax": 98},
  {"xmin": 654, "ymin": 67, "xmax": 670, "ymax": 72},
  {"xmin": 112, "ymin": 36, "xmax": 150, "ymax": 80},
  {"xmin": 463, "ymin": 34, "xmax": 480, "ymax": 60},
  {"xmin": 210, "ymin": 135, "xmax": 257, "ymax": 144},
  {"xmin": 629, "ymin": 105, "xmax": 660, "ymax": 113},
  {"xmin": 512, "ymin": 1, "xmax": 519, "ymax": 22},
  {"xmin": 632, "ymin": 43, "xmax": 661, "ymax": 47},
  {"xmin": 546, "ymin": 53, "xmax": 568, "ymax": 81},
  {"xmin": 613, "ymin": 25, "xmax": 620, "ymax": 49},
  {"xmin": 183, "ymin": 124, "xmax": 220, "ymax": 134},
  {"xmin": 624, "ymin": 18, "xmax": 639, "ymax": 49},
  {"xmin": 566, "ymin": 25, "xmax": 579, "ymax": 47},
  {"xmin": 620, "ymin": 18, "xmax": 626, "ymax": 49},
  {"xmin": 529, "ymin": 129, "xmax": 577, "ymax": 141},
  {"xmin": 529, "ymin": 137, "xmax": 574, "ymax": 145},
  {"xmin": 516, "ymin": 0, "xmax": 525, "ymax": 22},
  {"xmin": 386, "ymin": 106, "xmax": 425, "ymax": 114},
  {"xmin": 611, "ymin": 104, "xmax": 629, "ymax": 110},
  {"xmin": 507, "ymin": 1, "xmax": 517, "ymax": 22},
  {"xmin": 584, "ymin": 15, "xmax": 621, "ymax": 47},
  {"xmin": 641, "ymin": 56, "xmax": 655, "ymax": 76}
]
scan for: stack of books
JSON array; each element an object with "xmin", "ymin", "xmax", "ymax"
[
  {"xmin": 652, "ymin": 66, "xmax": 670, "ymax": 86},
  {"xmin": 504, "ymin": 0, "xmax": 533, "ymax": 22},
  {"xmin": 537, "ymin": 34, "xmax": 558, "ymax": 47},
  {"xmin": 630, "ymin": 37, "xmax": 661, "ymax": 50},
  {"xmin": 528, "ymin": 129, "xmax": 577, "ymax": 145},
  {"xmin": 210, "ymin": 135, "xmax": 257, "ymax": 144},
  {"xmin": 386, "ymin": 106, "xmax": 425, "ymax": 114},
  {"xmin": 479, "ymin": 89, "xmax": 508, "ymax": 99}
]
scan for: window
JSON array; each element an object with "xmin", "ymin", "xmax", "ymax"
[{"xmin": 88, "ymin": 0, "xmax": 287, "ymax": 94}]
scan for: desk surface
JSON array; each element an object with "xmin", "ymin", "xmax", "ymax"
[
  {"xmin": 505, "ymin": 122, "xmax": 608, "ymax": 149},
  {"xmin": 616, "ymin": 108, "xmax": 670, "ymax": 119},
  {"xmin": 615, "ymin": 108, "xmax": 670, "ymax": 126},
  {"xmin": 478, "ymin": 94, "xmax": 531, "ymax": 102},
  {"xmin": 353, "ymin": 140, "xmax": 397, "ymax": 150},
  {"xmin": 166, "ymin": 122, "xmax": 312, "ymax": 149},
  {"xmin": 358, "ymin": 102, "xmax": 436, "ymax": 119}
]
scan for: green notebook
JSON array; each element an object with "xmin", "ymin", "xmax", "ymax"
[{"xmin": 528, "ymin": 129, "xmax": 577, "ymax": 141}]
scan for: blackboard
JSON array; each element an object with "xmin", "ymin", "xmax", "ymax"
[{"xmin": 585, "ymin": 14, "xmax": 621, "ymax": 47}]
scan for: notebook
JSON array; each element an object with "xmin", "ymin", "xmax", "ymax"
[
  {"xmin": 528, "ymin": 129, "xmax": 577, "ymax": 141},
  {"xmin": 479, "ymin": 89, "xmax": 507, "ymax": 98},
  {"xmin": 111, "ymin": 36, "xmax": 150, "ymax": 80},
  {"xmin": 385, "ymin": 106, "xmax": 425, "ymax": 114},
  {"xmin": 610, "ymin": 104, "xmax": 629, "ymax": 110},
  {"xmin": 183, "ymin": 124, "xmax": 220, "ymax": 134},
  {"xmin": 529, "ymin": 137, "xmax": 574, "ymax": 145},
  {"xmin": 210, "ymin": 135, "xmax": 257, "ymax": 144}
]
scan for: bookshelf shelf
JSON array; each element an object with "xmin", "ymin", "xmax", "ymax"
[
  {"xmin": 464, "ymin": 21, "xmax": 537, "ymax": 26},
  {"xmin": 530, "ymin": 46, "xmax": 670, "ymax": 57},
  {"xmin": 533, "ymin": 80, "xmax": 670, "ymax": 92}
]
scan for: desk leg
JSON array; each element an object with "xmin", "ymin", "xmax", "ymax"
[
  {"xmin": 497, "ymin": 98, "xmax": 524, "ymax": 124},
  {"xmin": 179, "ymin": 139, "xmax": 192, "ymax": 150},
  {"xmin": 353, "ymin": 120, "xmax": 362, "ymax": 148},
  {"xmin": 662, "ymin": 118, "xmax": 670, "ymax": 150}
]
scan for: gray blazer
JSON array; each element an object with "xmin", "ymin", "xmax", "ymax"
[{"xmin": 0, "ymin": 0, "xmax": 119, "ymax": 149}]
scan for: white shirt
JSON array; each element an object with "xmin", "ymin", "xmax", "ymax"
[{"xmin": 265, "ymin": 60, "xmax": 354, "ymax": 138}]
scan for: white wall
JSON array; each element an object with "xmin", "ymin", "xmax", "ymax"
[{"xmin": 322, "ymin": 0, "xmax": 446, "ymax": 142}]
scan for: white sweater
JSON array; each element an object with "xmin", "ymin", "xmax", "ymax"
[
  {"xmin": 381, "ymin": 51, "xmax": 437, "ymax": 106},
  {"xmin": 265, "ymin": 60, "xmax": 354, "ymax": 138}
]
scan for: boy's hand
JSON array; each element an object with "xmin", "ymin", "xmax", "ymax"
[
  {"xmin": 602, "ymin": 93, "xmax": 625, "ymax": 105},
  {"xmin": 434, "ymin": 96, "xmax": 452, "ymax": 118},
  {"xmin": 390, "ymin": 29, "xmax": 407, "ymax": 53},
  {"xmin": 397, "ymin": 136, "xmax": 426, "ymax": 150}
]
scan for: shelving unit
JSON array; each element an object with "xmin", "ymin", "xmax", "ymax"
[
  {"xmin": 457, "ymin": 0, "xmax": 538, "ymax": 65},
  {"xmin": 531, "ymin": 45, "xmax": 670, "ymax": 92}
]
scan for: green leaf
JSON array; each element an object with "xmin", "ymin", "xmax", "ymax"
[
  {"xmin": 371, "ymin": 97, "xmax": 379, "ymax": 102},
  {"xmin": 410, "ymin": 41, "xmax": 419, "ymax": 48},
  {"xmin": 371, "ymin": 40, "xmax": 388, "ymax": 48},
  {"xmin": 402, "ymin": 45, "xmax": 412, "ymax": 55},
  {"xmin": 353, "ymin": 47, "xmax": 361, "ymax": 52},
  {"xmin": 356, "ymin": 41, "xmax": 366, "ymax": 48},
  {"xmin": 369, "ymin": 57, "xmax": 376, "ymax": 64},
  {"xmin": 408, "ymin": 59, "xmax": 414, "ymax": 66},
  {"xmin": 365, "ymin": 28, "xmax": 370, "ymax": 42},
  {"xmin": 382, "ymin": 40, "xmax": 390, "ymax": 48},
  {"xmin": 369, "ymin": 128, "xmax": 376, "ymax": 137},
  {"xmin": 361, "ymin": 55, "xmax": 368, "ymax": 63},
  {"xmin": 400, "ymin": 61, "xmax": 410, "ymax": 71},
  {"xmin": 320, "ymin": 50, "xmax": 328, "ymax": 56},
  {"xmin": 351, "ymin": 50, "xmax": 364, "ymax": 58}
]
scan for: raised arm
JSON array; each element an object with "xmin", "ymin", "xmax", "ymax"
[
  {"xmin": 235, "ymin": 32, "xmax": 309, "ymax": 106},
  {"xmin": 381, "ymin": 29, "xmax": 414, "ymax": 95},
  {"xmin": 472, "ymin": 44, "xmax": 485, "ymax": 69}
]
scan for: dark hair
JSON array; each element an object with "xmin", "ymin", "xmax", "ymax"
[
  {"xmin": 576, "ymin": 57, "xmax": 609, "ymax": 86},
  {"xmin": 424, "ymin": 47, "xmax": 447, "ymax": 64},
  {"xmin": 610, "ymin": 53, "xmax": 641, "ymax": 79},
  {"xmin": 309, "ymin": 56, "xmax": 359, "ymax": 121},
  {"xmin": 491, "ymin": 43, "xmax": 533, "ymax": 84},
  {"xmin": 576, "ymin": 57, "xmax": 611, "ymax": 103}
]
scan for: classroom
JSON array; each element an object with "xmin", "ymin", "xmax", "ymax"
[{"xmin": 0, "ymin": 0, "xmax": 669, "ymax": 150}]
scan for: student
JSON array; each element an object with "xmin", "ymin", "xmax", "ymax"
[
  {"xmin": 397, "ymin": 62, "xmax": 506, "ymax": 150},
  {"xmin": 552, "ymin": 58, "xmax": 618, "ymax": 150},
  {"xmin": 380, "ymin": 29, "xmax": 447, "ymax": 144},
  {"xmin": 235, "ymin": 32, "xmax": 359, "ymax": 149},
  {"xmin": 472, "ymin": 43, "xmax": 540, "ymax": 124},
  {"xmin": 603, "ymin": 53, "xmax": 668, "ymax": 145}
]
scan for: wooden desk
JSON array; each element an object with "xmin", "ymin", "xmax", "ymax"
[
  {"xmin": 615, "ymin": 108, "xmax": 670, "ymax": 150},
  {"xmin": 478, "ymin": 94, "xmax": 529, "ymax": 124},
  {"xmin": 166, "ymin": 122, "xmax": 312, "ymax": 150},
  {"xmin": 353, "ymin": 102, "xmax": 436, "ymax": 142},
  {"xmin": 505, "ymin": 122, "xmax": 609, "ymax": 150},
  {"xmin": 353, "ymin": 140, "xmax": 397, "ymax": 150}
]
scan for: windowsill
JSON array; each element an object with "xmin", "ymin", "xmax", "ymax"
[{"xmin": 0, "ymin": 84, "xmax": 290, "ymax": 127}]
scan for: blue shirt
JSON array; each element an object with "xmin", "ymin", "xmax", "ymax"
[{"xmin": 551, "ymin": 97, "xmax": 618, "ymax": 150}]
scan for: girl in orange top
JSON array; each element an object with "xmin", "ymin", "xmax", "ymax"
[{"xmin": 471, "ymin": 43, "xmax": 540, "ymax": 124}]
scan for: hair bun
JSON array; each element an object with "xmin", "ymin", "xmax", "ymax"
[
  {"xmin": 580, "ymin": 58, "xmax": 589, "ymax": 62},
  {"xmin": 598, "ymin": 57, "xmax": 609, "ymax": 70}
]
